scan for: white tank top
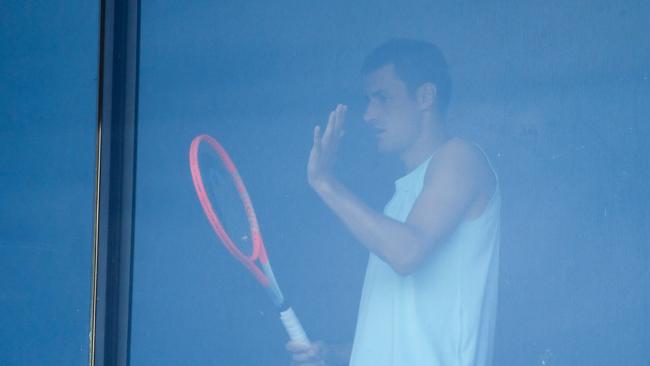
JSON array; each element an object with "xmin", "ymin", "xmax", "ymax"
[{"xmin": 350, "ymin": 151, "xmax": 500, "ymax": 366}]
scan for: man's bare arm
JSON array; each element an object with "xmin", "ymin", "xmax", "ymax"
[{"xmin": 308, "ymin": 105, "xmax": 491, "ymax": 275}]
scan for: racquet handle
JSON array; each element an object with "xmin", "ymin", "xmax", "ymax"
[{"xmin": 279, "ymin": 307, "xmax": 311, "ymax": 346}]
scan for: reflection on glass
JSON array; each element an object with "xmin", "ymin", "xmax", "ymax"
[{"xmin": 131, "ymin": 2, "xmax": 648, "ymax": 365}]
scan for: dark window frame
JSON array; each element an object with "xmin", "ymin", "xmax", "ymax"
[{"xmin": 90, "ymin": 0, "xmax": 140, "ymax": 365}]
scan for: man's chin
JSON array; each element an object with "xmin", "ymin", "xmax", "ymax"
[{"xmin": 375, "ymin": 141, "xmax": 396, "ymax": 153}]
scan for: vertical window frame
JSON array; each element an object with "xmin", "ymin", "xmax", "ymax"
[{"xmin": 90, "ymin": 0, "xmax": 141, "ymax": 365}]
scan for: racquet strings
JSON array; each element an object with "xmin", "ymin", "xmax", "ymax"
[{"xmin": 198, "ymin": 143, "xmax": 254, "ymax": 258}]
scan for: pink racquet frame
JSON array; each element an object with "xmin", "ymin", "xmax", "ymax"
[
  {"xmin": 189, "ymin": 134, "xmax": 270, "ymax": 286},
  {"xmin": 188, "ymin": 134, "xmax": 311, "ymax": 346}
]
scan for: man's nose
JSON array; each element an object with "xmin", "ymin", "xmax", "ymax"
[{"xmin": 363, "ymin": 104, "xmax": 375, "ymax": 123}]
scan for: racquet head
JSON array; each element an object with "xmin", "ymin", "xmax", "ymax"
[{"xmin": 189, "ymin": 134, "xmax": 285, "ymax": 305}]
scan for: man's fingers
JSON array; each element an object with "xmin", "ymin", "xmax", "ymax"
[
  {"xmin": 292, "ymin": 362, "xmax": 324, "ymax": 366},
  {"xmin": 336, "ymin": 104, "xmax": 347, "ymax": 138},
  {"xmin": 321, "ymin": 110, "xmax": 336, "ymax": 146},
  {"xmin": 292, "ymin": 351, "xmax": 316, "ymax": 362},
  {"xmin": 309, "ymin": 126, "xmax": 321, "ymax": 166},
  {"xmin": 335, "ymin": 104, "xmax": 347, "ymax": 133},
  {"xmin": 287, "ymin": 341, "xmax": 327, "ymax": 366},
  {"xmin": 313, "ymin": 125, "xmax": 321, "ymax": 148},
  {"xmin": 331, "ymin": 104, "xmax": 347, "ymax": 141},
  {"xmin": 323, "ymin": 104, "xmax": 347, "ymax": 147},
  {"xmin": 286, "ymin": 340, "xmax": 311, "ymax": 353},
  {"xmin": 287, "ymin": 341, "xmax": 316, "ymax": 362}
]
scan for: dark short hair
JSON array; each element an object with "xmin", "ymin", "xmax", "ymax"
[{"xmin": 362, "ymin": 39, "xmax": 452, "ymax": 115}]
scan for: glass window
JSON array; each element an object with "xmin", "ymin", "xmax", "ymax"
[
  {"xmin": 131, "ymin": 2, "xmax": 649, "ymax": 365},
  {"xmin": 0, "ymin": 3, "xmax": 99, "ymax": 365}
]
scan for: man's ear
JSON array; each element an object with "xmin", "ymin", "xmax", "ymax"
[{"xmin": 416, "ymin": 83, "xmax": 436, "ymax": 111}]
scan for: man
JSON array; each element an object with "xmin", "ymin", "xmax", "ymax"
[{"xmin": 288, "ymin": 39, "xmax": 500, "ymax": 366}]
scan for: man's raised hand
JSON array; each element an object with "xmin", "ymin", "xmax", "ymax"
[{"xmin": 307, "ymin": 104, "xmax": 347, "ymax": 191}]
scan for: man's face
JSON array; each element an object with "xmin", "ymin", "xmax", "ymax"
[{"xmin": 363, "ymin": 64, "xmax": 422, "ymax": 153}]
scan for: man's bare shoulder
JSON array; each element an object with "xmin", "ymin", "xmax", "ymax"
[
  {"xmin": 427, "ymin": 138, "xmax": 490, "ymax": 178},
  {"xmin": 424, "ymin": 138, "xmax": 496, "ymax": 218}
]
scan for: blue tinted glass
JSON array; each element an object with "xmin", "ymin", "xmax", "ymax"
[
  {"xmin": 0, "ymin": 2, "xmax": 99, "ymax": 365},
  {"xmin": 132, "ymin": 2, "xmax": 649, "ymax": 365}
]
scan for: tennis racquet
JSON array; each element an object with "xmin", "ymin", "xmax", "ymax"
[{"xmin": 189, "ymin": 134, "xmax": 310, "ymax": 346}]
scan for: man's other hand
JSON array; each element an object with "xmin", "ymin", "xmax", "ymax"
[{"xmin": 286, "ymin": 340, "xmax": 329, "ymax": 366}]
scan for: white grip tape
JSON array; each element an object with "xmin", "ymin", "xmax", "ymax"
[{"xmin": 279, "ymin": 307, "xmax": 311, "ymax": 346}]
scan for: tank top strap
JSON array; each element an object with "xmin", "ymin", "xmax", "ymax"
[{"xmin": 472, "ymin": 142, "xmax": 500, "ymax": 186}]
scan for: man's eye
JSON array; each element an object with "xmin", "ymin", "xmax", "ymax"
[{"xmin": 367, "ymin": 92, "xmax": 387, "ymax": 104}]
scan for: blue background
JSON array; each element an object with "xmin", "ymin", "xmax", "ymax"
[{"xmin": 0, "ymin": 1, "xmax": 99, "ymax": 365}]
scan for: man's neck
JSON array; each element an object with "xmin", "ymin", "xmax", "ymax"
[{"xmin": 400, "ymin": 114, "xmax": 449, "ymax": 171}]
